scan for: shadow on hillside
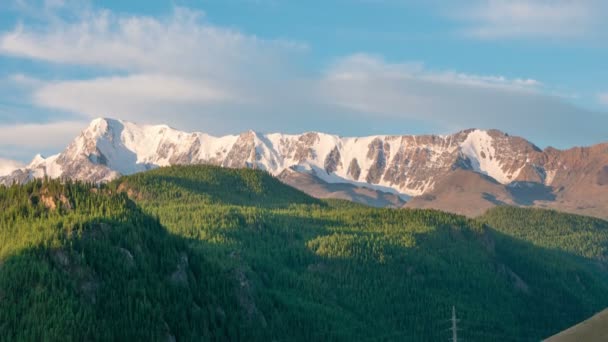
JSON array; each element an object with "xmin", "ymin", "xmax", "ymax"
[
  {"xmin": 482, "ymin": 192, "xmax": 508, "ymax": 206},
  {"xmin": 507, "ymin": 182, "xmax": 557, "ymax": 206}
]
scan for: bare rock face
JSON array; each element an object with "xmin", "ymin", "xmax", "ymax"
[
  {"xmin": 382, "ymin": 134, "xmax": 462, "ymax": 195},
  {"xmin": 156, "ymin": 142, "xmax": 177, "ymax": 160},
  {"xmin": 324, "ymin": 147, "xmax": 342, "ymax": 174},
  {"xmin": 223, "ymin": 131, "xmax": 257, "ymax": 169},
  {"xmin": 294, "ymin": 133, "xmax": 319, "ymax": 162},
  {"xmin": 168, "ymin": 140, "xmax": 198, "ymax": 165},
  {"xmin": 347, "ymin": 158, "xmax": 361, "ymax": 181},
  {"xmin": 366, "ymin": 138, "xmax": 389, "ymax": 184},
  {"xmin": 484, "ymin": 129, "xmax": 543, "ymax": 182},
  {"xmin": 0, "ymin": 169, "xmax": 34, "ymax": 186}
]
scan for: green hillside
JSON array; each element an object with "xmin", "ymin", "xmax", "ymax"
[
  {"xmin": 0, "ymin": 179, "xmax": 245, "ymax": 341},
  {"xmin": 113, "ymin": 165, "xmax": 320, "ymax": 207},
  {"xmin": 479, "ymin": 206, "xmax": 608, "ymax": 261},
  {"xmin": 1, "ymin": 165, "xmax": 608, "ymax": 341}
]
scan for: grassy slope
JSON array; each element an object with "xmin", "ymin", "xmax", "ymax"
[{"xmin": 1, "ymin": 165, "xmax": 607, "ymax": 341}]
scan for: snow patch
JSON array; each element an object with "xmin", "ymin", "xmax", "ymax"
[
  {"xmin": 308, "ymin": 164, "xmax": 411, "ymax": 200},
  {"xmin": 545, "ymin": 169, "xmax": 557, "ymax": 185},
  {"xmin": 460, "ymin": 130, "xmax": 511, "ymax": 184}
]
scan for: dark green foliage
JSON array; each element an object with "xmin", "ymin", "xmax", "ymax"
[
  {"xmin": 1, "ymin": 166, "xmax": 608, "ymax": 341},
  {"xmin": 0, "ymin": 179, "xmax": 243, "ymax": 341}
]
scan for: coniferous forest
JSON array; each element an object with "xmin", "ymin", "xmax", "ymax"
[{"xmin": 1, "ymin": 165, "xmax": 608, "ymax": 341}]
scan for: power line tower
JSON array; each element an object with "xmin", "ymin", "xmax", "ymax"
[{"xmin": 450, "ymin": 305, "xmax": 459, "ymax": 342}]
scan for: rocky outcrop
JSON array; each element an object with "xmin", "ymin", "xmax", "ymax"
[
  {"xmin": 366, "ymin": 138, "xmax": 389, "ymax": 184},
  {"xmin": 223, "ymin": 131, "xmax": 257, "ymax": 169},
  {"xmin": 324, "ymin": 147, "xmax": 342, "ymax": 174},
  {"xmin": 347, "ymin": 158, "xmax": 361, "ymax": 181}
]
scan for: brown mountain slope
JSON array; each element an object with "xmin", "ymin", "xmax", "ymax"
[
  {"xmin": 278, "ymin": 168, "xmax": 406, "ymax": 208},
  {"xmin": 404, "ymin": 169, "xmax": 516, "ymax": 217},
  {"xmin": 544, "ymin": 309, "xmax": 608, "ymax": 342},
  {"xmin": 405, "ymin": 142, "xmax": 608, "ymax": 219},
  {"xmin": 535, "ymin": 143, "xmax": 608, "ymax": 218}
]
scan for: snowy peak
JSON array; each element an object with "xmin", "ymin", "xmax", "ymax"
[
  {"xmin": 66, "ymin": 118, "xmax": 204, "ymax": 175},
  {"xmin": 28, "ymin": 154, "xmax": 47, "ymax": 168},
  {"xmin": 459, "ymin": 129, "xmax": 533, "ymax": 184},
  {"xmin": 0, "ymin": 118, "xmax": 588, "ymax": 198}
]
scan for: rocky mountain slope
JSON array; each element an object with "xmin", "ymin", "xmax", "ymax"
[{"xmin": 1, "ymin": 118, "xmax": 607, "ymax": 218}]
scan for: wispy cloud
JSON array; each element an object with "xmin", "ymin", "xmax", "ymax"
[
  {"xmin": 320, "ymin": 54, "xmax": 608, "ymax": 146},
  {"xmin": 0, "ymin": 158, "xmax": 25, "ymax": 176},
  {"xmin": 0, "ymin": 6, "xmax": 304, "ymax": 120},
  {"xmin": 34, "ymin": 74, "xmax": 237, "ymax": 118},
  {"xmin": 1, "ymin": 7, "xmax": 304, "ymax": 74},
  {"xmin": 326, "ymin": 53, "xmax": 541, "ymax": 92},
  {"xmin": 0, "ymin": 120, "xmax": 85, "ymax": 161},
  {"xmin": 454, "ymin": 0, "xmax": 602, "ymax": 40}
]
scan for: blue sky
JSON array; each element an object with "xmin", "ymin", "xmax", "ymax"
[{"xmin": 0, "ymin": 0, "xmax": 607, "ymax": 163}]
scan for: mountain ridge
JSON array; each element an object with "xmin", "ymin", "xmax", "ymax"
[{"xmin": 2, "ymin": 117, "xmax": 607, "ymax": 218}]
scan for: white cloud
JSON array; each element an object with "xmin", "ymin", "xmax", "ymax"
[
  {"xmin": 34, "ymin": 74, "xmax": 237, "ymax": 118},
  {"xmin": 0, "ymin": 6, "xmax": 308, "ymax": 124},
  {"xmin": 455, "ymin": 0, "xmax": 601, "ymax": 39},
  {"xmin": 326, "ymin": 54, "xmax": 541, "ymax": 92},
  {"xmin": 0, "ymin": 120, "xmax": 85, "ymax": 156},
  {"xmin": 320, "ymin": 54, "xmax": 608, "ymax": 146},
  {"xmin": 0, "ymin": 158, "xmax": 25, "ymax": 176},
  {"xmin": 0, "ymin": 7, "xmax": 303, "ymax": 76},
  {"xmin": 321, "ymin": 53, "xmax": 543, "ymax": 118}
]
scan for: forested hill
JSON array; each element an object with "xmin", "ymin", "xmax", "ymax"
[
  {"xmin": 0, "ymin": 165, "xmax": 607, "ymax": 341},
  {"xmin": 0, "ymin": 179, "xmax": 249, "ymax": 340},
  {"xmin": 479, "ymin": 206, "xmax": 608, "ymax": 261},
  {"xmin": 113, "ymin": 165, "xmax": 321, "ymax": 207}
]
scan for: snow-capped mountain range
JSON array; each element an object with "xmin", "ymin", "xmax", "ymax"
[
  {"xmin": 2, "ymin": 118, "xmax": 608, "ymax": 218},
  {"xmin": 0, "ymin": 118, "xmax": 537, "ymax": 193}
]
